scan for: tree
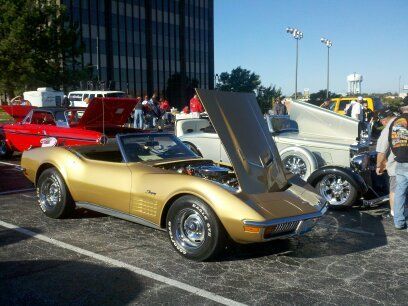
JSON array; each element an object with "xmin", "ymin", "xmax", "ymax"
[
  {"xmin": 382, "ymin": 96, "xmax": 404, "ymax": 112},
  {"xmin": 308, "ymin": 90, "xmax": 341, "ymax": 106},
  {"xmin": 257, "ymin": 85, "xmax": 282, "ymax": 114},
  {"xmin": 0, "ymin": 0, "xmax": 84, "ymax": 98},
  {"xmin": 216, "ymin": 66, "xmax": 261, "ymax": 92},
  {"xmin": 403, "ymin": 95, "xmax": 408, "ymax": 106}
]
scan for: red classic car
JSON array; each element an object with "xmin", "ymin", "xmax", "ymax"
[{"xmin": 0, "ymin": 98, "xmax": 138, "ymax": 159}]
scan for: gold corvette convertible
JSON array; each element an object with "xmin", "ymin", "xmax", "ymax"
[{"xmin": 21, "ymin": 89, "xmax": 327, "ymax": 261}]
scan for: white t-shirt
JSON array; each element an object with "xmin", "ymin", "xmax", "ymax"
[
  {"xmin": 376, "ymin": 118, "xmax": 396, "ymax": 176},
  {"xmin": 351, "ymin": 102, "xmax": 364, "ymax": 121}
]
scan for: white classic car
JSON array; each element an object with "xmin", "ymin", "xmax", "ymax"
[{"xmin": 176, "ymin": 99, "xmax": 384, "ymax": 208}]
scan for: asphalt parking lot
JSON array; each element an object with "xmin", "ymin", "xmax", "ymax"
[{"xmin": 1, "ymin": 159, "xmax": 407, "ymax": 305}]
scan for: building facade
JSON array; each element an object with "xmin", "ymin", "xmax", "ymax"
[{"xmin": 60, "ymin": 0, "xmax": 214, "ymax": 107}]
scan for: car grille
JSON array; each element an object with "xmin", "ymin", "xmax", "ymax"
[
  {"xmin": 275, "ymin": 221, "xmax": 300, "ymax": 233},
  {"xmin": 264, "ymin": 220, "xmax": 300, "ymax": 239}
]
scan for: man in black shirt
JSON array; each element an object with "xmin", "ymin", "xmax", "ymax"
[
  {"xmin": 363, "ymin": 102, "xmax": 374, "ymax": 122},
  {"xmin": 389, "ymin": 100, "xmax": 408, "ymax": 229},
  {"xmin": 363, "ymin": 102, "xmax": 374, "ymax": 139}
]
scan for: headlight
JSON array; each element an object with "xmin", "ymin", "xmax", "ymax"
[{"xmin": 351, "ymin": 154, "xmax": 370, "ymax": 171}]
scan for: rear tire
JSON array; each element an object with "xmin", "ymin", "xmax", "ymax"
[
  {"xmin": 166, "ymin": 195, "xmax": 226, "ymax": 261},
  {"xmin": 0, "ymin": 139, "xmax": 13, "ymax": 159},
  {"xmin": 280, "ymin": 148, "xmax": 317, "ymax": 180},
  {"xmin": 37, "ymin": 168, "xmax": 75, "ymax": 218}
]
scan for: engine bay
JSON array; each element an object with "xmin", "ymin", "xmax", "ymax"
[{"xmin": 157, "ymin": 160, "xmax": 239, "ymax": 191}]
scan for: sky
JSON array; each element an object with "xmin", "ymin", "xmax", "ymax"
[{"xmin": 214, "ymin": 0, "xmax": 408, "ymax": 95}]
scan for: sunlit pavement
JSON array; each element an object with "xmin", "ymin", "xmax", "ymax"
[{"xmin": 0, "ymin": 161, "xmax": 407, "ymax": 305}]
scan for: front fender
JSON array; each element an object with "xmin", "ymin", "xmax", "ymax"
[{"xmin": 307, "ymin": 166, "xmax": 368, "ymax": 194}]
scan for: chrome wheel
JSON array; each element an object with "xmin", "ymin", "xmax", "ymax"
[
  {"xmin": 319, "ymin": 174, "xmax": 351, "ymax": 206},
  {"xmin": 39, "ymin": 175, "xmax": 62, "ymax": 212},
  {"xmin": 283, "ymin": 155, "xmax": 307, "ymax": 178},
  {"xmin": 175, "ymin": 208, "xmax": 205, "ymax": 250}
]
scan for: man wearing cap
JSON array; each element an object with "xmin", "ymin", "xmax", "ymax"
[
  {"xmin": 351, "ymin": 96, "xmax": 364, "ymax": 122},
  {"xmin": 389, "ymin": 101, "xmax": 408, "ymax": 230},
  {"xmin": 376, "ymin": 108, "xmax": 397, "ymax": 220}
]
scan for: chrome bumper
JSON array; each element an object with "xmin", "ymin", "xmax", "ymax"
[{"xmin": 243, "ymin": 203, "xmax": 328, "ymax": 241}]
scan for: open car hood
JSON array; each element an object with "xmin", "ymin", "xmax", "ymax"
[
  {"xmin": 287, "ymin": 100, "xmax": 360, "ymax": 142},
  {"xmin": 1, "ymin": 105, "xmax": 35, "ymax": 122},
  {"xmin": 196, "ymin": 89, "xmax": 288, "ymax": 194},
  {"xmin": 77, "ymin": 98, "xmax": 138, "ymax": 129}
]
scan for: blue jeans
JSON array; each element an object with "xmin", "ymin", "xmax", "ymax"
[
  {"xmin": 394, "ymin": 162, "xmax": 408, "ymax": 228},
  {"xmin": 133, "ymin": 109, "xmax": 144, "ymax": 129}
]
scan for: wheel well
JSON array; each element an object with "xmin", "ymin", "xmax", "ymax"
[
  {"xmin": 35, "ymin": 163, "xmax": 56, "ymax": 185},
  {"xmin": 160, "ymin": 193, "xmax": 191, "ymax": 228}
]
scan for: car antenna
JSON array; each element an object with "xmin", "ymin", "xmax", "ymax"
[{"xmin": 102, "ymin": 97, "xmax": 105, "ymax": 138}]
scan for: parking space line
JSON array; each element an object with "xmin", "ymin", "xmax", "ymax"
[
  {"xmin": 0, "ymin": 188, "xmax": 36, "ymax": 196},
  {"xmin": 0, "ymin": 220, "xmax": 246, "ymax": 306}
]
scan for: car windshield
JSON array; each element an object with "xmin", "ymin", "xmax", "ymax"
[
  {"xmin": 54, "ymin": 111, "xmax": 69, "ymax": 127},
  {"xmin": 105, "ymin": 92, "xmax": 126, "ymax": 98},
  {"xmin": 64, "ymin": 109, "xmax": 85, "ymax": 126},
  {"xmin": 118, "ymin": 134, "xmax": 197, "ymax": 162},
  {"xmin": 267, "ymin": 116, "xmax": 298, "ymax": 133}
]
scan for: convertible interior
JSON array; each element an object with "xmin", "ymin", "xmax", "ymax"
[
  {"xmin": 73, "ymin": 134, "xmax": 197, "ymax": 163},
  {"xmin": 74, "ymin": 143, "xmax": 124, "ymax": 162}
]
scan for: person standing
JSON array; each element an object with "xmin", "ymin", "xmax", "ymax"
[
  {"xmin": 190, "ymin": 94, "xmax": 204, "ymax": 113},
  {"xmin": 363, "ymin": 102, "xmax": 374, "ymax": 139},
  {"xmin": 142, "ymin": 95, "xmax": 152, "ymax": 128},
  {"xmin": 149, "ymin": 94, "xmax": 162, "ymax": 128},
  {"xmin": 388, "ymin": 101, "xmax": 408, "ymax": 230},
  {"xmin": 133, "ymin": 96, "xmax": 144, "ymax": 129},
  {"xmin": 351, "ymin": 96, "xmax": 364, "ymax": 121},
  {"xmin": 272, "ymin": 97, "xmax": 287, "ymax": 115},
  {"xmin": 376, "ymin": 108, "xmax": 397, "ymax": 220},
  {"xmin": 159, "ymin": 97, "xmax": 171, "ymax": 124}
]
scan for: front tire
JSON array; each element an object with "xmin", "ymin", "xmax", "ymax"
[
  {"xmin": 37, "ymin": 168, "xmax": 75, "ymax": 218},
  {"xmin": 315, "ymin": 173, "xmax": 358, "ymax": 208},
  {"xmin": 0, "ymin": 139, "xmax": 13, "ymax": 159},
  {"xmin": 166, "ymin": 195, "xmax": 225, "ymax": 261}
]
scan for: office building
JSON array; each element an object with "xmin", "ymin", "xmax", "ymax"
[{"xmin": 60, "ymin": 0, "xmax": 214, "ymax": 107}]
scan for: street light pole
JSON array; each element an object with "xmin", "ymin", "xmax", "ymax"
[
  {"xmin": 399, "ymin": 75, "xmax": 401, "ymax": 95},
  {"xmin": 321, "ymin": 38, "xmax": 332, "ymax": 99},
  {"xmin": 286, "ymin": 27, "xmax": 303, "ymax": 99},
  {"xmin": 295, "ymin": 38, "xmax": 299, "ymax": 100}
]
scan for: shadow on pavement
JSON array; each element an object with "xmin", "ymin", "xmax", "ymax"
[
  {"xmin": 0, "ymin": 228, "xmax": 41, "ymax": 248},
  {"xmin": 218, "ymin": 208, "xmax": 388, "ymax": 261},
  {"xmin": 68, "ymin": 208, "xmax": 106, "ymax": 219},
  {"xmin": 0, "ymin": 260, "xmax": 145, "ymax": 305},
  {"xmin": 0, "ymin": 156, "xmax": 33, "ymax": 193}
]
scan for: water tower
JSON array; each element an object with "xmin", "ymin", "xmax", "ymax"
[{"xmin": 347, "ymin": 74, "xmax": 363, "ymax": 94}]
